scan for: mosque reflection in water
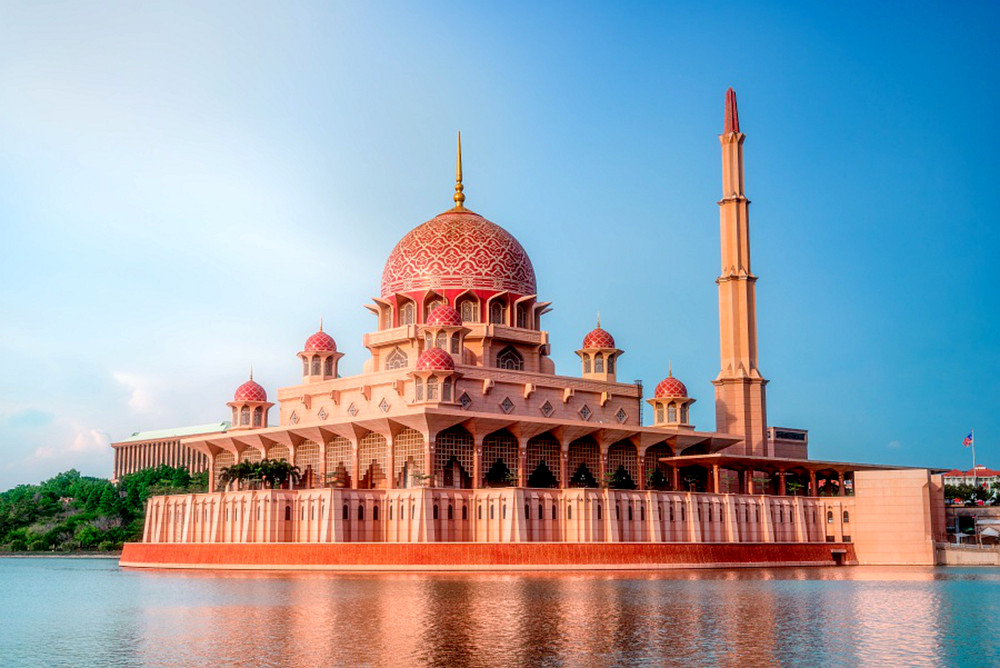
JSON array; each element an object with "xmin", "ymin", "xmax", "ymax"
[{"xmin": 122, "ymin": 568, "xmax": 957, "ymax": 666}]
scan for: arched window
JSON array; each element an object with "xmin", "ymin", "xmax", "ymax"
[
  {"xmin": 386, "ymin": 347, "xmax": 408, "ymax": 370},
  {"xmin": 628, "ymin": 505, "xmax": 633, "ymax": 521},
  {"xmin": 525, "ymin": 505, "xmax": 530, "ymax": 520},
  {"xmin": 459, "ymin": 298, "xmax": 478, "ymax": 323},
  {"xmin": 490, "ymin": 505, "xmax": 494, "ymax": 520},
  {"xmin": 597, "ymin": 504, "xmax": 602, "ymax": 520},
  {"xmin": 400, "ymin": 301, "xmax": 416, "ymax": 325},
  {"xmin": 667, "ymin": 404, "xmax": 678, "ymax": 422},
  {"xmin": 641, "ymin": 505, "xmax": 645, "ymax": 521},
  {"xmin": 253, "ymin": 407, "xmax": 263, "ymax": 427},
  {"xmin": 342, "ymin": 504, "xmax": 349, "ymax": 520},
  {"xmin": 302, "ymin": 358, "xmax": 309, "ymax": 376},
  {"xmin": 607, "ymin": 356, "xmax": 615, "ymax": 373},
  {"xmin": 584, "ymin": 356, "xmax": 592, "ymax": 373},
  {"xmin": 284, "ymin": 505, "xmax": 291, "ymax": 521},
  {"xmin": 552, "ymin": 505, "xmax": 557, "ymax": 520},
  {"xmin": 538, "ymin": 504, "xmax": 543, "ymax": 520},
  {"xmin": 358, "ymin": 505, "xmax": 365, "ymax": 521},
  {"xmin": 427, "ymin": 376, "xmax": 439, "ymax": 400},
  {"xmin": 478, "ymin": 505, "xmax": 482, "ymax": 520},
  {"xmin": 567, "ymin": 505, "xmax": 572, "ymax": 520},
  {"xmin": 680, "ymin": 404, "xmax": 689, "ymax": 423},
  {"xmin": 489, "ymin": 300, "xmax": 506, "ymax": 325},
  {"xmin": 424, "ymin": 333, "xmax": 433, "ymax": 348},
  {"xmin": 311, "ymin": 356, "xmax": 321, "ymax": 375},
  {"xmin": 594, "ymin": 354, "xmax": 604, "ymax": 373},
  {"xmin": 415, "ymin": 378, "xmax": 424, "ymax": 401},
  {"xmin": 496, "ymin": 346, "xmax": 524, "ymax": 371},
  {"xmin": 843, "ymin": 510, "xmax": 850, "ymax": 524},
  {"xmin": 432, "ymin": 332, "xmax": 445, "ymax": 349},
  {"xmin": 827, "ymin": 510, "xmax": 834, "ymax": 524},
  {"xmin": 381, "ymin": 307, "xmax": 393, "ymax": 330},
  {"xmin": 462, "ymin": 505, "xmax": 468, "ymax": 521},
  {"xmin": 448, "ymin": 505, "xmax": 454, "ymax": 520},
  {"xmin": 655, "ymin": 405, "xmax": 664, "ymax": 423},
  {"xmin": 373, "ymin": 505, "xmax": 379, "ymax": 521},
  {"xmin": 516, "ymin": 305, "xmax": 528, "ymax": 328},
  {"xmin": 450, "ymin": 334, "xmax": 460, "ymax": 354},
  {"xmin": 442, "ymin": 378, "xmax": 452, "ymax": 402},
  {"xmin": 240, "ymin": 407, "xmax": 250, "ymax": 426},
  {"xmin": 324, "ymin": 357, "xmax": 334, "ymax": 377},
  {"xmin": 389, "ymin": 505, "xmax": 393, "ymax": 521}
]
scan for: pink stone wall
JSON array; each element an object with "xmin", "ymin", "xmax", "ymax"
[{"xmin": 851, "ymin": 469, "xmax": 937, "ymax": 565}]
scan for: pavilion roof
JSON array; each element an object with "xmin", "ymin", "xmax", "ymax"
[{"xmin": 659, "ymin": 453, "xmax": 948, "ymax": 475}]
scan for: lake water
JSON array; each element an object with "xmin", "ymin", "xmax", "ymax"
[{"xmin": 1, "ymin": 559, "xmax": 998, "ymax": 667}]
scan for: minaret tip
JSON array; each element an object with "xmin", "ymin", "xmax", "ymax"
[
  {"xmin": 319, "ymin": 317, "xmax": 323, "ymax": 332},
  {"xmin": 452, "ymin": 131, "xmax": 466, "ymax": 210},
  {"xmin": 724, "ymin": 87, "xmax": 740, "ymax": 134},
  {"xmin": 249, "ymin": 364, "xmax": 254, "ymax": 381},
  {"xmin": 668, "ymin": 360, "xmax": 673, "ymax": 378},
  {"xmin": 597, "ymin": 312, "xmax": 601, "ymax": 329}
]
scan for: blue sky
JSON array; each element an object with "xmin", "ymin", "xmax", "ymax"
[{"xmin": 1, "ymin": 1, "xmax": 997, "ymax": 490}]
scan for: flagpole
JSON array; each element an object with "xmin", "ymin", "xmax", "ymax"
[{"xmin": 972, "ymin": 429, "xmax": 977, "ymax": 490}]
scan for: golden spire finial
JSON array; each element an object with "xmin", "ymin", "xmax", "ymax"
[
  {"xmin": 597, "ymin": 312, "xmax": 601, "ymax": 328},
  {"xmin": 250, "ymin": 364, "xmax": 254, "ymax": 381},
  {"xmin": 319, "ymin": 317, "xmax": 323, "ymax": 332},
  {"xmin": 668, "ymin": 360, "xmax": 673, "ymax": 378},
  {"xmin": 452, "ymin": 131, "xmax": 466, "ymax": 210}
]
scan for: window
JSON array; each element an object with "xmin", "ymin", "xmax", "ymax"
[
  {"xmin": 584, "ymin": 356, "xmax": 592, "ymax": 373},
  {"xmin": 843, "ymin": 510, "xmax": 850, "ymax": 524},
  {"xmin": 478, "ymin": 505, "xmax": 482, "ymax": 520},
  {"xmin": 655, "ymin": 405, "xmax": 664, "ymax": 423},
  {"xmin": 597, "ymin": 504, "xmax": 602, "ymax": 520},
  {"xmin": 373, "ymin": 505, "xmax": 379, "ymax": 521},
  {"xmin": 496, "ymin": 346, "xmax": 524, "ymax": 371},
  {"xmin": 516, "ymin": 305, "xmax": 528, "ymax": 328},
  {"xmin": 427, "ymin": 377, "xmax": 439, "ymax": 400},
  {"xmin": 608, "ymin": 356, "xmax": 615, "ymax": 373},
  {"xmin": 253, "ymin": 407, "xmax": 263, "ymax": 427},
  {"xmin": 343, "ymin": 504, "xmax": 349, "ymax": 520},
  {"xmin": 668, "ymin": 404, "xmax": 677, "ymax": 422},
  {"xmin": 595, "ymin": 354, "xmax": 604, "ymax": 373},
  {"xmin": 442, "ymin": 378, "xmax": 452, "ymax": 402},
  {"xmin": 285, "ymin": 506, "xmax": 291, "ymax": 521},
  {"xmin": 240, "ymin": 407, "xmax": 250, "ymax": 426},
  {"xmin": 827, "ymin": 510, "xmax": 834, "ymax": 524},
  {"xmin": 311, "ymin": 356, "xmax": 321, "ymax": 375},
  {"xmin": 381, "ymin": 307, "xmax": 393, "ymax": 330},
  {"xmin": 552, "ymin": 505, "xmax": 556, "ymax": 520},
  {"xmin": 424, "ymin": 333, "xmax": 433, "ymax": 349},
  {"xmin": 436, "ymin": 332, "xmax": 446, "ymax": 348},
  {"xmin": 489, "ymin": 301, "xmax": 506, "ymax": 325},
  {"xmin": 426, "ymin": 299, "xmax": 444, "ymax": 319},
  {"xmin": 415, "ymin": 378, "xmax": 424, "ymax": 401},
  {"xmin": 462, "ymin": 505, "xmax": 468, "ymax": 520},
  {"xmin": 400, "ymin": 302, "xmax": 416, "ymax": 325},
  {"xmin": 386, "ymin": 347, "xmax": 408, "ymax": 370},
  {"xmin": 459, "ymin": 299, "xmax": 478, "ymax": 323},
  {"xmin": 567, "ymin": 505, "xmax": 572, "ymax": 520},
  {"xmin": 448, "ymin": 505, "xmax": 454, "ymax": 520},
  {"xmin": 490, "ymin": 505, "xmax": 494, "ymax": 520},
  {"xmin": 433, "ymin": 505, "xmax": 439, "ymax": 520},
  {"xmin": 389, "ymin": 506, "xmax": 393, "ymax": 521},
  {"xmin": 525, "ymin": 505, "xmax": 530, "ymax": 520},
  {"xmin": 538, "ymin": 504, "xmax": 543, "ymax": 520},
  {"xmin": 302, "ymin": 358, "xmax": 309, "ymax": 376},
  {"xmin": 450, "ymin": 334, "xmax": 460, "ymax": 354},
  {"xmin": 358, "ymin": 505, "xmax": 365, "ymax": 521},
  {"xmin": 324, "ymin": 357, "xmax": 334, "ymax": 376}
]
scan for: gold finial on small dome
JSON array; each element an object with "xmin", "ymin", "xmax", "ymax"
[
  {"xmin": 249, "ymin": 364, "xmax": 254, "ymax": 381},
  {"xmin": 319, "ymin": 317, "xmax": 323, "ymax": 332},
  {"xmin": 597, "ymin": 312, "xmax": 602, "ymax": 328},
  {"xmin": 452, "ymin": 131, "xmax": 466, "ymax": 210},
  {"xmin": 668, "ymin": 360, "xmax": 673, "ymax": 378}
]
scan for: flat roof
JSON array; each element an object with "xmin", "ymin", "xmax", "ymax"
[
  {"xmin": 116, "ymin": 422, "xmax": 231, "ymax": 444},
  {"xmin": 660, "ymin": 453, "xmax": 949, "ymax": 474}
]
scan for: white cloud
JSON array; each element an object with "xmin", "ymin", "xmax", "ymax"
[
  {"xmin": 113, "ymin": 371, "xmax": 161, "ymax": 415},
  {"xmin": 70, "ymin": 428, "xmax": 111, "ymax": 454},
  {"xmin": 888, "ymin": 440, "xmax": 902, "ymax": 450}
]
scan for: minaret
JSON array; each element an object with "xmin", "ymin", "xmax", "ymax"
[{"xmin": 712, "ymin": 88, "xmax": 769, "ymax": 457}]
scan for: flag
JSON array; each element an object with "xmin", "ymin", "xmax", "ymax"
[{"xmin": 963, "ymin": 432, "xmax": 974, "ymax": 447}]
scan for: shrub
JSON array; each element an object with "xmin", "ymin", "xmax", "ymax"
[
  {"xmin": 97, "ymin": 540, "xmax": 116, "ymax": 552},
  {"xmin": 8, "ymin": 539, "xmax": 26, "ymax": 551},
  {"xmin": 28, "ymin": 539, "xmax": 47, "ymax": 551}
]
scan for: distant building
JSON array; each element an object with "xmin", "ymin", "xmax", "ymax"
[
  {"xmin": 943, "ymin": 466, "xmax": 1000, "ymax": 489},
  {"xmin": 111, "ymin": 423, "xmax": 228, "ymax": 480}
]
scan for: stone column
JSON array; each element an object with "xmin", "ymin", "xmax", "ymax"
[
  {"xmin": 637, "ymin": 454, "xmax": 646, "ymax": 491},
  {"xmin": 671, "ymin": 466, "xmax": 680, "ymax": 492},
  {"xmin": 385, "ymin": 436, "xmax": 395, "ymax": 491},
  {"xmin": 559, "ymin": 446, "xmax": 569, "ymax": 488},
  {"xmin": 838, "ymin": 472, "xmax": 845, "ymax": 497},
  {"xmin": 809, "ymin": 471, "xmax": 818, "ymax": 497},
  {"xmin": 208, "ymin": 453, "xmax": 216, "ymax": 493},
  {"xmin": 351, "ymin": 442, "xmax": 360, "ymax": 490},
  {"xmin": 517, "ymin": 439, "xmax": 528, "ymax": 487},
  {"xmin": 599, "ymin": 449, "xmax": 608, "ymax": 487},
  {"xmin": 778, "ymin": 468, "xmax": 787, "ymax": 496},
  {"xmin": 711, "ymin": 464, "xmax": 721, "ymax": 494}
]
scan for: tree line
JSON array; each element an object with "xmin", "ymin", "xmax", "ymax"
[{"xmin": 0, "ymin": 466, "xmax": 206, "ymax": 553}]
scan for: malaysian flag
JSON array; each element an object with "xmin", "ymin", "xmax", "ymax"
[{"xmin": 963, "ymin": 432, "xmax": 974, "ymax": 447}]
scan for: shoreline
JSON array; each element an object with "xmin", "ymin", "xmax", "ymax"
[{"xmin": 0, "ymin": 552, "xmax": 121, "ymax": 559}]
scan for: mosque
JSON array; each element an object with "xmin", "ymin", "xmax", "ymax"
[{"xmin": 119, "ymin": 90, "xmax": 945, "ymax": 570}]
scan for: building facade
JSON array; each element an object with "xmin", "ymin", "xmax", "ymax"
[{"xmin": 122, "ymin": 91, "xmax": 945, "ymax": 570}]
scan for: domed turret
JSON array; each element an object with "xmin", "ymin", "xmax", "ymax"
[
  {"xmin": 228, "ymin": 371, "xmax": 274, "ymax": 430},
  {"xmin": 410, "ymin": 347, "xmax": 460, "ymax": 405},
  {"xmin": 299, "ymin": 321, "xmax": 344, "ymax": 383},
  {"xmin": 416, "ymin": 347, "xmax": 456, "ymax": 371},
  {"xmin": 427, "ymin": 304, "xmax": 463, "ymax": 327},
  {"xmin": 576, "ymin": 316, "xmax": 623, "ymax": 382},
  {"xmin": 648, "ymin": 365, "xmax": 695, "ymax": 429}
]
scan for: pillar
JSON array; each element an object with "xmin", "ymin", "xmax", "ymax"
[
  {"xmin": 837, "ymin": 472, "xmax": 845, "ymax": 497},
  {"xmin": 517, "ymin": 439, "xmax": 527, "ymax": 488},
  {"xmin": 351, "ymin": 442, "xmax": 360, "ymax": 490},
  {"xmin": 809, "ymin": 471, "xmax": 817, "ymax": 497},
  {"xmin": 637, "ymin": 454, "xmax": 646, "ymax": 492},
  {"xmin": 778, "ymin": 468, "xmax": 787, "ymax": 496},
  {"xmin": 473, "ymin": 434, "xmax": 484, "ymax": 489},
  {"xmin": 599, "ymin": 449, "xmax": 608, "ymax": 487},
  {"xmin": 711, "ymin": 465, "xmax": 721, "ymax": 494},
  {"xmin": 559, "ymin": 447, "xmax": 569, "ymax": 489},
  {"xmin": 208, "ymin": 453, "xmax": 216, "ymax": 493},
  {"xmin": 671, "ymin": 466, "xmax": 680, "ymax": 492}
]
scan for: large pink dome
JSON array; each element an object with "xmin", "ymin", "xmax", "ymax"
[{"xmin": 381, "ymin": 210, "xmax": 536, "ymax": 298}]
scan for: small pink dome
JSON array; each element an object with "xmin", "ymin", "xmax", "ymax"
[
  {"xmin": 416, "ymin": 347, "xmax": 456, "ymax": 371},
  {"xmin": 582, "ymin": 327, "xmax": 615, "ymax": 349},
  {"xmin": 234, "ymin": 378, "xmax": 267, "ymax": 402},
  {"xmin": 655, "ymin": 376, "xmax": 688, "ymax": 399},
  {"xmin": 427, "ymin": 304, "xmax": 462, "ymax": 327},
  {"xmin": 304, "ymin": 330, "xmax": 336, "ymax": 352}
]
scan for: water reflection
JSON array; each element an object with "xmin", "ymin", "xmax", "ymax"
[{"xmin": 3, "ymin": 560, "xmax": 999, "ymax": 667}]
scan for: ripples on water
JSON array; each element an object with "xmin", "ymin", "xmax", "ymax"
[{"xmin": 1, "ymin": 559, "xmax": 998, "ymax": 667}]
